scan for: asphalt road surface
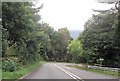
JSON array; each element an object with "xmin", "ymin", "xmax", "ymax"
[{"xmin": 24, "ymin": 62, "xmax": 118, "ymax": 81}]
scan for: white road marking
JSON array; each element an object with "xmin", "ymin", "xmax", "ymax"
[
  {"xmin": 66, "ymin": 70, "xmax": 82, "ymax": 80},
  {"xmin": 55, "ymin": 64, "xmax": 83, "ymax": 81},
  {"xmin": 55, "ymin": 64, "xmax": 76, "ymax": 79}
]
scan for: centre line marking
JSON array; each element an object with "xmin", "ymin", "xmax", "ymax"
[{"xmin": 55, "ymin": 64, "xmax": 83, "ymax": 81}]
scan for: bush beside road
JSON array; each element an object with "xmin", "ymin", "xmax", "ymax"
[{"xmin": 2, "ymin": 61, "xmax": 43, "ymax": 79}]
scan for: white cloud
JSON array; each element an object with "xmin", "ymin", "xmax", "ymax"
[{"xmin": 37, "ymin": 0, "xmax": 114, "ymax": 31}]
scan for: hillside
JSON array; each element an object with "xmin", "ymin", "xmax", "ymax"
[{"xmin": 70, "ymin": 30, "xmax": 82, "ymax": 39}]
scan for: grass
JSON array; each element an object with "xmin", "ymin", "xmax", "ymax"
[
  {"xmin": 0, "ymin": 69, "xmax": 1, "ymax": 80},
  {"xmin": 66, "ymin": 65, "xmax": 118, "ymax": 78},
  {"xmin": 2, "ymin": 61, "xmax": 44, "ymax": 79}
]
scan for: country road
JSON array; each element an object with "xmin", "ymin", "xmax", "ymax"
[{"xmin": 23, "ymin": 62, "xmax": 118, "ymax": 81}]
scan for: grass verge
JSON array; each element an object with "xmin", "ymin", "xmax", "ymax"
[
  {"xmin": 66, "ymin": 65, "xmax": 118, "ymax": 78},
  {"xmin": 2, "ymin": 61, "xmax": 44, "ymax": 79}
]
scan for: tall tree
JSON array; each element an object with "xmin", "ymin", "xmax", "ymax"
[
  {"xmin": 96, "ymin": 0, "xmax": 120, "ymax": 67},
  {"xmin": 53, "ymin": 28, "xmax": 72, "ymax": 61},
  {"xmin": 79, "ymin": 11, "xmax": 120, "ymax": 67},
  {"xmin": 67, "ymin": 39, "xmax": 83, "ymax": 63}
]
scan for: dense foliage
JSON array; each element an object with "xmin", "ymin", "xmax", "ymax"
[
  {"xmin": 2, "ymin": 1, "xmax": 120, "ymax": 73},
  {"xmin": 67, "ymin": 39, "xmax": 83, "ymax": 63},
  {"xmin": 67, "ymin": 10, "xmax": 120, "ymax": 67},
  {"xmin": 2, "ymin": 2, "xmax": 72, "ymax": 72}
]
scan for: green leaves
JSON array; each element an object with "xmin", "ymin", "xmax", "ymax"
[
  {"xmin": 2, "ymin": 2, "xmax": 43, "ymax": 68},
  {"xmin": 78, "ymin": 10, "xmax": 120, "ymax": 67},
  {"xmin": 67, "ymin": 39, "xmax": 83, "ymax": 63}
]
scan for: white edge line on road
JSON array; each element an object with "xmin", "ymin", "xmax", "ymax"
[
  {"xmin": 66, "ymin": 69, "xmax": 82, "ymax": 80},
  {"xmin": 55, "ymin": 64, "xmax": 76, "ymax": 79},
  {"xmin": 55, "ymin": 64, "xmax": 82, "ymax": 81}
]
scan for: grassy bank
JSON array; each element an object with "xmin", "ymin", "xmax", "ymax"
[
  {"xmin": 2, "ymin": 61, "xmax": 44, "ymax": 79},
  {"xmin": 67, "ymin": 65, "xmax": 118, "ymax": 78}
]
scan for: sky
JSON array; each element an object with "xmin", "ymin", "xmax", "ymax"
[{"xmin": 37, "ymin": 0, "xmax": 114, "ymax": 31}]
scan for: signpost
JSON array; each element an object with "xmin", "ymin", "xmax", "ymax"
[{"xmin": 99, "ymin": 58, "xmax": 104, "ymax": 67}]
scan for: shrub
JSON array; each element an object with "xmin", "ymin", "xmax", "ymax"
[{"xmin": 2, "ymin": 57, "xmax": 21, "ymax": 72}]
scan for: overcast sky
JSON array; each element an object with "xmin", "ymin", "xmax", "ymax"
[{"xmin": 37, "ymin": 0, "xmax": 114, "ymax": 31}]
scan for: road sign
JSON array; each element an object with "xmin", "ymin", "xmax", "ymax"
[{"xmin": 96, "ymin": 0, "xmax": 120, "ymax": 3}]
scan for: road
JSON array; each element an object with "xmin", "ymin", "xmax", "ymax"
[{"xmin": 23, "ymin": 62, "xmax": 118, "ymax": 81}]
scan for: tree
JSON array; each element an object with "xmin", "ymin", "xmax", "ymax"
[
  {"xmin": 96, "ymin": 0, "xmax": 120, "ymax": 68},
  {"xmin": 2, "ymin": 2, "xmax": 44, "ymax": 65},
  {"xmin": 2, "ymin": 1, "xmax": 73, "ymax": 73},
  {"xmin": 54, "ymin": 28, "xmax": 72, "ymax": 62},
  {"xmin": 67, "ymin": 39, "xmax": 83, "ymax": 63},
  {"xmin": 79, "ymin": 10, "xmax": 120, "ymax": 67}
]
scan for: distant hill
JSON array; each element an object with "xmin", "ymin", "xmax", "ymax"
[{"xmin": 69, "ymin": 30, "xmax": 82, "ymax": 39}]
